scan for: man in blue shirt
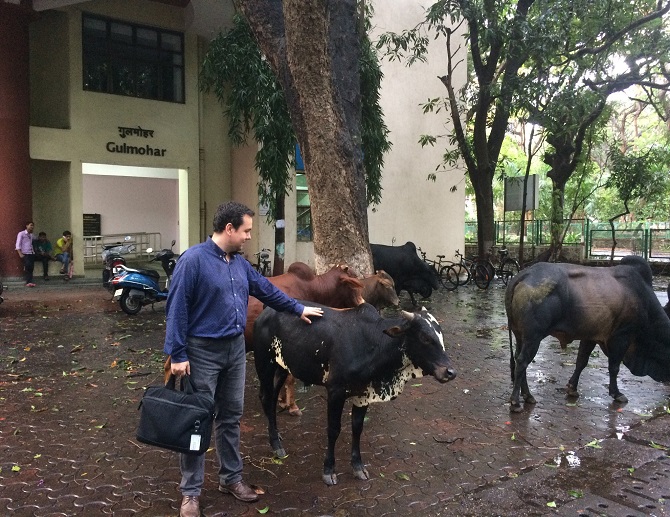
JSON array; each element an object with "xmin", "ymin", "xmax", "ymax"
[{"xmin": 165, "ymin": 201, "xmax": 323, "ymax": 517}]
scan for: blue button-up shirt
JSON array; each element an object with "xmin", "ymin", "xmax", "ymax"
[{"xmin": 164, "ymin": 237, "xmax": 304, "ymax": 363}]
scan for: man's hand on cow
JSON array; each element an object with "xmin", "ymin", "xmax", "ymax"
[
  {"xmin": 171, "ymin": 360, "xmax": 190, "ymax": 377},
  {"xmin": 300, "ymin": 306, "xmax": 324, "ymax": 324}
]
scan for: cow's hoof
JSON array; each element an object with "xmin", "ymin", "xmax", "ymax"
[
  {"xmin": 613, "ymin": 393, "xmax": 628, "ymax": 403},
  {"xmin": 565, "ymin": 384, "xmax": 579, "ymax": 398},
  {"xmin": 510, "ymin": 403, "xmax": 523, "ymax": 413},
  {"xmin": 288, "ymin": 404, "xmax": 302, "ymax": 417},
  {"xmin": 523, "ymin": 395, "xmax": 536, "ymax": 404},
  {"xmin": 353, "ymin": 467, "xmax": 370, "ymax": 481},
  {"xmin": 273, "ymin": 447, "xmax": 288, "ymax": 459},
  {"xmin": 322, "ymin": 472, "xmax": 338, "ymax": 486}
]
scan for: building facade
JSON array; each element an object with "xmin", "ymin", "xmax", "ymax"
[{"xmin": 0, "ymin": 0, "xmax": 465, "ymax": 279}]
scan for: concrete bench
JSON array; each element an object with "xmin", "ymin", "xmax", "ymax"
[{"xmin": 34, "ymin": 258, "xmax": 69, "ymax": 279}]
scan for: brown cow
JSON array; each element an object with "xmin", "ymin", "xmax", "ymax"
[
  {"xmin": 244, "ymin": 263, "xmax": 364, "ymax": 346},
  {"xmin": 360, "ymin": 270, "xmax": 399, "ymax": 310}
]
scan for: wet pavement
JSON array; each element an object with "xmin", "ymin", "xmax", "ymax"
[{"xmin": 2, "ymin": 277, "xmax": 670, "ymax": 516}]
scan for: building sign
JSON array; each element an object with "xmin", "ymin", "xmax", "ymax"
[
  {"xmin": 504, "ymin": 175, "xmax": 539, "ymax": 212},
  {"xmin": 118, "ymin": 126, "xmax": 154, "ymax": 138},
  {"xmin": 83, "ymin": 213, "xmax": 101, "ymax": 236},
  {"xmin": 107, "ymin": 126, "xmax": 167, "ymax": 157}
]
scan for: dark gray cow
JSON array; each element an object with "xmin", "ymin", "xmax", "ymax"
[
  {"xmin": 505, "ymin": 257, "xmax": 670, "ymax": 412},
  {"xmin": 371, "ymin": 242, "xmax": 440, "ymax": 305},
  {"xmin": 253, "ymin": 302, "xmax": 456, "ymax": 485}
]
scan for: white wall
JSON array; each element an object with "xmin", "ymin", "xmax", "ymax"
[
  {"xmin": 82, "ymin": 174, "xmax": 179, "ymax": 249},
  {"xmin": 368, "ymin": 1, "xmax": 466, "ymax": 259}
]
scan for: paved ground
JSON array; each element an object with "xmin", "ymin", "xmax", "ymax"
[{"xmin": 2, "ymin": 276, "xmax": 670, "ymax": 516}]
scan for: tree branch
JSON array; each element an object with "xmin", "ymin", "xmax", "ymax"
[{"xmin": 570, "ymin": 0, "xmax": 670, "ymax": 59}]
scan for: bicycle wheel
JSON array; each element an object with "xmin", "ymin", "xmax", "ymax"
[
  {"xmin": 501, "ymin": 259, "xmax": 520, "ymax": 285},
  {"xmin": 473, "ymin": 260, "xmax": 492, "ymax": 289},
  {"xmin": 453, "ymin": 263, "xmax": 470, "ymax": 286},
  {"xmin": 462, "ymin": 260, "xmax": 477, "ymax": 285},
  {"xmin": 483, "ymin": 259, "xmax": 495, "ymax": 281},
  {"xmin": 439, "ymin": 265, "xmax": 459, "ymax": 291}
]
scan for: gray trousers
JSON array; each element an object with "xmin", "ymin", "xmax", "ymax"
[{"xmin": 179, "ymin": 334, "xmax": 246, "ymax": 496}]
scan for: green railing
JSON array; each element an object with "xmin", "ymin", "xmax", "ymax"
[
  {"xmin": 466, "ymin": 219, "xmax": 588, "ymax": 247},
  {"xmin": 466, "ymin": 219, "xmax": 670, "ymax": 261}
]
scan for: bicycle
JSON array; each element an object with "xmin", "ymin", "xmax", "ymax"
[
  {"xmin": 445, "ymin": 249, "xmax": 492, "ymax": 290},
  {"xmin": 253, "ymin": 248, "xmax": 272, "ymax": 276},
  {"xmin": 475, "ymin": 246, "xmax": 520, "ymax": 289},
  {"xmin": 417, "ymin": 247, "xmax": 459, "ymax": 291}
]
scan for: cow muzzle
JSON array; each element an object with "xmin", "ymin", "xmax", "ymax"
[{"xmin": 433, "ymin": 365, "xmax": 457, "ymax": 383}]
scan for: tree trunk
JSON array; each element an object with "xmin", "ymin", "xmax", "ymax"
[
  {"xmin": 549, "ymin": 180, "xmax": 565, "ymax": 262},
  {"xmin": 471, "ymin": 169, "xmax": 495, "ymax": 257},
  {"xmin": 239, "ymin": 0, "xmax": 373, "ymax": 275},
  {"xmin": 545, "ymin": 136, "xmax": 578, "ymax": 262}
]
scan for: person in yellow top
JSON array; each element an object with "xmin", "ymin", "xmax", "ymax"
[{"xmin": 53, "ymin": 230, "xmax": 72, "ymax": 280}]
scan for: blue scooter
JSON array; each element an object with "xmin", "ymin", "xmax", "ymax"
[{"xmin": 111, "ymin": 240, "xmax": 178, "ymax": 315}]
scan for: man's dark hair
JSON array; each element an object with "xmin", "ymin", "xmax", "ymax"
[
  {"xmin": 213, "ymin": 202, "xmax": 254, "ymax": 232},
  {"xmin": 63, "ymin": 231, "xmax": 72, "ymax": 237},
  {"xmin": 38, "ymin": 232, "xmax": 47, "ymax": 237}
]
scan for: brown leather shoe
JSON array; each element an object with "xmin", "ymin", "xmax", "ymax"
[
  {"xmin": 219, "ymin": 481, "xmax": 259, "ymax": 502},
  {"xmin": 180, "ymin": 495, "xmax": 200, "ymax": 517}
]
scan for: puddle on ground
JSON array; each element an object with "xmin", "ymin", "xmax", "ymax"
[
  {"xmin": 616, "ymin": 425, "xmax": 630, "ymax": 440},
  {"xmin": 550, "ymin": 450, "xmax": 582, "ymax": 468}
]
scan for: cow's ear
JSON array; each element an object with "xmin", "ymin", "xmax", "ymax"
[
  {"xmin": 383, "ymin": 325, "xmax": 404, "ymax": 337},
  {"xmin": 342, "ymin": 276, "xmax": 364, "ymax": 289}
]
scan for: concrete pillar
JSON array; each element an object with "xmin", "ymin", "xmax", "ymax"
[{"xmin": 0, "ymin": 4, "xmax": 32, "ymax": 278}]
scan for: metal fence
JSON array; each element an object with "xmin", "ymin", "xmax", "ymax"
[
  {"xmin": 83, "ymin": 232, "xmax": 162, "ymax": 264},
  {"xmin": 589, "ymin": 227, "xmax": 670, "ymax": 261},
  {"xmin": 465, "ymin": 219, "xmax": 670, "ymax": 262}
]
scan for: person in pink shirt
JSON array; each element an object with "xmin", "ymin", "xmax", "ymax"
[{"xmin": 15, "ymin": 221, "xmax": 36, "ymax": 287}]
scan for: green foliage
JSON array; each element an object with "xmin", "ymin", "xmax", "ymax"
[
  {"xmin": 200, "ymin": 12, "xmax": 391, "ymax": 220},
  {"xmin": 360, "ymin": 27, "xmax": 392, "ymax": 206},
  {"xmin": 200, "ymin": 13, "xmax": 293, "ymax": 220},
  {"xmin": 605, "ymin": 146, "xmax": 670, "ymax": 220}
]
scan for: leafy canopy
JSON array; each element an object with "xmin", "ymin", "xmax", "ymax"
[{"xmin": 200, "ymin": 13, "xmax": 391, "ymax": 220}]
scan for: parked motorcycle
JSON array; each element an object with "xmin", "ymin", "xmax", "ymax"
[
  {"xmin": 111, "ymin": 240, "xmax": 178, "ymax": 315},
  {"xmin": 101, "ymin": 240, "xmax": 136, "ymax": 291}
]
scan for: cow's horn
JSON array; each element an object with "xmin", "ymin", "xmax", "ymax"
[{"xmin": 400, "ymin": 310, "xmax": 416, "ymax": 321}]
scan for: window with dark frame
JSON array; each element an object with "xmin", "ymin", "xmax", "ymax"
[
  {"xmin": 82, "ymin": 14, "xmax": 185, "ymax": 103},
  {"xmin": 296, "ymin": 172, "xmax": 312, "ymax": 242},
  {"xmin": 295, "ymin": 144, "xmax": 312, "ymax": 242}
]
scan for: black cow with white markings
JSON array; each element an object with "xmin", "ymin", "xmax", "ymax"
[
  {"xmin": 371, "ymin": 241, "xmax": 440, "ymax": 305},
  {"xmin": 252, "ymin": 302, "xmax": 456, "ymax": 485}
]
